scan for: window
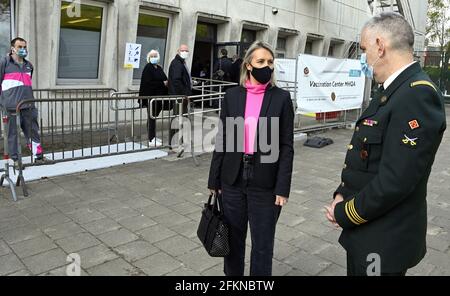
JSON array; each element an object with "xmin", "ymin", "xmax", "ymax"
[
  {"xmin": 276, "ymin": 37, "xmax": 286, "ymax": 58},
  {"xmin": 348, "ymin": 42, "xmax": 358, "ymax": 58},
  {"xmin": 328, "ymin": 45, "xmax": 334, "ymax": 57},
  {"xmin": 276, "ymin": 37, "xmax": 286, "ymax": 51},
  {"xmin": 133, "ymin": 13, "xmax": 169, "ymax": 80},
  {"xmin": 241, "ymin": 29, "xmax": 256, "ymax": 44},
  {"xmin": 58, "ymin": 1, "xmax": 104, "ymax": 79},
  {"xmin": 0, "ymin": 0, "xmax": 13, "ymax": 57},
  {"xmin": 196, "ymin": 22, "xmax": 216, "ymax": 43},
  {"xmin": 305, "ymin": 41, "xmax": 313, "ymax": 54}
]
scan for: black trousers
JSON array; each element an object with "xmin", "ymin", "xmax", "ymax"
[
  {"xmin": 346, "ymin": 253, "xmax": 407, "ymax": 276},
  {"xmin": 221, "ymin": 163, "xmax": 281, "ymax": 276},
  {"xmin": 169, "ymin": 98, "xmax": 188, "ymax": 147},
  {"xmin": 146, "ymin": 104, "xmax": 163, "ymax": 142},
  {"xmin": 6, "ymin": 107, "xmax": 41, "ymax": 160}
]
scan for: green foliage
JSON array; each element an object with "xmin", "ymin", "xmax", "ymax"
[{"xmin": 427, "ymin": 0, "xmax": 450, "ymax": 49}]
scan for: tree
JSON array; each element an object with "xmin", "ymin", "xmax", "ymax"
[
  {"xmin": 427, "ymin": 0, "xmax": 450, "ymax": 91},
  {"xmin": 426, "ymin": 0, "xmax": 450, "ymax": 51}
]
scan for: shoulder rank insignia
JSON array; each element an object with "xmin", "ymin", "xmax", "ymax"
[
  {"xmin": 363, "ymin": 119, "xmax": 378, "ymax": 127},
  {"xmin": 402, "ymin": 134, "xmax": 418, "ymax": 147},
  {"xmin": 410, "ymin": 80, "xmax": 437, "ymax": 92},
  {"xmin": 408, "ymin": 119, "xmax": 420, "ymax": 130}
]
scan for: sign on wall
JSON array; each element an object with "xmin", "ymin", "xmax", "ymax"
[
  {"xmin": 124, "ymin": 43, "xmax": 142, "ymax": 69},
  {"xmin": 296, "ymin": 54, "xmax": 365, "ymax": 112}
]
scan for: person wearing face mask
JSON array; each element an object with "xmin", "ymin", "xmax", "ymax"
[
  {"xmin": 167, "ymin": 44, "xmax": 192, "ymax": 150},
  {"xmin": 325, "ymin": 12, "xmax": 446, "ymax": 276},
  {"xmin": 139, "ymin": 49, "xmax": 168, "ymax": 147},
  {"xmin": 0, "ymin": 37, "xmax": 51, "ymax": 169},
  {"xmin": 208, "ymin": 41, "xmax": 294, "ymax": 276}
]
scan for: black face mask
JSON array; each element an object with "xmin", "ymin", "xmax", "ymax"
[{"xmin": 250, "ymin": 65, "xmax": 274, "ymax": 84}]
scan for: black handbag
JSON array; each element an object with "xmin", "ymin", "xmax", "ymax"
[{"xmin": 197, "ymin": 192, "xmax": 230, "ymax": 257}]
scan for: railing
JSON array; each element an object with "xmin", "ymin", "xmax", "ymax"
[
  {"xmin": 13, "ymin": 96, "xmax": 184, "ymax": 166},
  {"xmin": 0, "ymin": 88, "xmax": 117, "ymax": 139}
]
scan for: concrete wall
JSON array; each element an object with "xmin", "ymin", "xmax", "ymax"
[{"xmin": 15, "ymin": 0, "xmax": 373, "ymax": 92}]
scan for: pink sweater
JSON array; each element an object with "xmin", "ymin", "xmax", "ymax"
[{"xmin": 244, "ymin": 80, "xmax": 269, "ymax": 154}]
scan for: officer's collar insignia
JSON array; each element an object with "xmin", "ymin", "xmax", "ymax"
[
  {"xmin": 380, "ymin": 95, "xmax": 387, "ymax": 103},
  {"xmin": 408, "ymin": 120, "xmax": 420, "ymax": 130},
  {"xmin": 402, "ymin": 134, "xmax": 418, "ymax": 147},
  {"xmin": 363, "ymin": 119, "xmax": 378, "ymax": 127}
]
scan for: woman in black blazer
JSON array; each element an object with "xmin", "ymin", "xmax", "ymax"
[
  {"xmin": 139, "ymin": 49, "xmax": 168, "ymax": 146},
  {"xmin": 208, "ymin": 41, "xmax": 294, "ymax": 276}
]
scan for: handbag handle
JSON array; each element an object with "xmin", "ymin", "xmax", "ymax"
[{"xmin": 208, "ymin": 191, "xmax": 223, "ymax": 214}]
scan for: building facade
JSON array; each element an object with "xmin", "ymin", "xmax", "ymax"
[{"xmin": 0, "ymin": 0, "xmax": 427, "ymax": 92}]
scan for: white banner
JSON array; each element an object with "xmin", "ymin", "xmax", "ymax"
[
  {"xmin": 275, "ymin": 58, "xmax": 297, "ymax": 82},
  {"xmin": 296, "ymin": 54, "xmax": 365, "ymax": 112},
  {"xmin": 275, "ymin": 58, "xmax": 297, "ymax": 110}
]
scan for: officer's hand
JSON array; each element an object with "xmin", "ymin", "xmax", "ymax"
[
  {"xmin": 275, "ymin": 196, "xmax": 288, "ymax": 207},
  {"xmin": 332, "ymin": 194, "xmax": 344, "ymax": 207},
  {"xmin": 325, "ymin": 194, "xmax": 344, "ymax": 228},
  {"xmin": 324, "ymin": 206, "xmax": 338, "ymax": 226}
]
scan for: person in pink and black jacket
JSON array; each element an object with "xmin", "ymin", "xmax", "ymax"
[
  {"xmin": 0, "ymin": 37, "xmax": 49, "ymax": 167},
  {"xmin": 208, "ymin": 41, "xmax": 294, "ymax": 276}
]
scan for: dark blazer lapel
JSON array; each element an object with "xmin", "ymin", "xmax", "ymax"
[
  {"xmin": 358, "ymin": 92, "xmax": 382, "ymax": 123},
  {"xmin": 237, "ymin": 86, "xmax": 247, "ymax": 117},
  {"xmin": 255, "ymin": 86, "xmax": 274, "ymax": 150},
  {"xmin": 258, "ymin": 85, "xmax": 274, "ymax": 118}
]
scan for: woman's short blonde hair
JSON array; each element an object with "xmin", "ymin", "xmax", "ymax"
[{"xmin": 239, "ymin": 41, "xmax": 276, "ymax": 87}]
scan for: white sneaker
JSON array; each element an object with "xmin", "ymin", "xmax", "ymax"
[{"xmin": 149, "ymin": 138, "xmax": 163, "ymax": 147}]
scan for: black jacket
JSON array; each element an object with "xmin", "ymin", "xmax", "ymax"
[
  {"xmin": 333, "ymin": 62, "xmax": 447, "ymax": 272},
  {"xmin": 168, "ymin": 54, "xmax": 192, "ymax": 96},
  {"xmin": 208, "ymin": 85, "xmax": 295, "ymax": 197},
  {"xmin": 138, "ymin": 63, "xmax": 168, "ymax": 107},
  {"xmin": 230, "ymin": 58, "xmax": 243, "ymax": 84}
]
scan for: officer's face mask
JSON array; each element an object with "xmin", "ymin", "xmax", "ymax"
[
  {"xmin": 250, "ymin": 64, "xmax": 274, "ymax": 84},
  {"xmin": 360, "ymin": 53, "xmax": 379, "ymax": 79}
]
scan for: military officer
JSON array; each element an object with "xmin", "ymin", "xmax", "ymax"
[{"xmin": 325, "ymin": 12, "xmax": 447, "ymax": 276}]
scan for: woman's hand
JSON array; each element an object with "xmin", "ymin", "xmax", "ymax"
[
  {"xmin": 209, "ymin": 189, "xmax": 222, "ymax": 195},
  {"xmin": 275, "ymin": 195, "xmax": 288, "ymax": 207}
]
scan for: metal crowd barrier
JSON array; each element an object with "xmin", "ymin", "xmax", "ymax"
[
  {"xmin": 0, "ymin": 88, "xmax": 117, "ymax": 139},
  {"xmin": 0, "ymin": 107, "xmax": 28, "ymax": 201},
  {"xmin": 13, "ymin": 95, "xmax": 186, "ymax": 167},
  {"xmin": 33, "ymin": 88, "xmax": 117, "ymax": 100}
]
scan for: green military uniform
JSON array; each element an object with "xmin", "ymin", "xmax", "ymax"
[{"xmin": 333, "ymin": 62, "xmax": 447, "ymax": 275}]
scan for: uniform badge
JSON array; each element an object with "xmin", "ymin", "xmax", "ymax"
[
  {"xmin": 408, "ymin": 120, "xmax": 420, "ymax": 130},
  {"xmin": 363, "ymin": 119, "xmax": 378, "ymax": 127},
  {"xmin": 360, "ymin": 149, "xmax": 368, "ymax": 160},
  {"xmin": 380, "ymin": 95, "xmax": 387, "ymax": 103},
  {"xmin": 402, "ymin": 134, "xmax": 418, "ymax": 147}
]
